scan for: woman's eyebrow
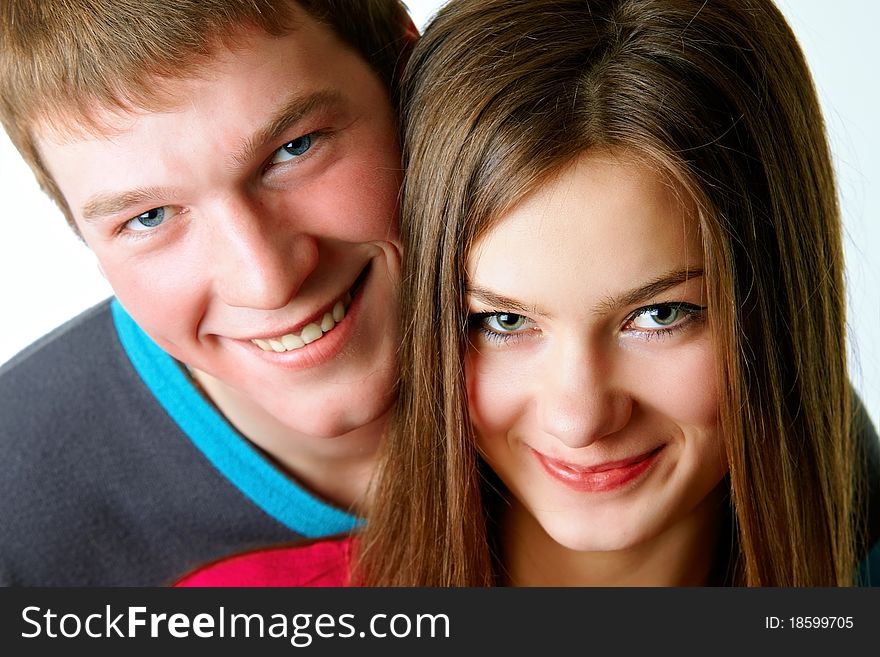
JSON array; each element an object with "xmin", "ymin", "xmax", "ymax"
[
  {"xmin": 465, "ymin": 286, "xmax": 544, "ymax": 315},
  {"xmin": 592, "ymin": 268, "xmax": 704, "ymax": 315},
  {"xmin": 466, "ymin": 268, "xmax": 703, "ymax": 317}
]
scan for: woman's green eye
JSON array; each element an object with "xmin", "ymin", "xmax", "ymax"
[
  {"xmin": 636, "ymin": 305, "xmax": 681, "ymax": 327},
  {"xmin": 628, "ymin": 303, "xmax": 706, "ymax": 334},
  {"xmin": 486, "ymin": 313, "xmax": 528, "ymax": 332}
]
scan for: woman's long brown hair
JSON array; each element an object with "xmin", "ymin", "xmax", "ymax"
[{"xmin": 358, "ymin": 0, "xmax": 859, "ymax": 586}]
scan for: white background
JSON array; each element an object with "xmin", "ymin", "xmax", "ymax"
[{"xmin": 1, "ymin": 0, "xmax": 877, "ymax": 427}]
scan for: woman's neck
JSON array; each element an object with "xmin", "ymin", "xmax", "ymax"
[{"xmin": 500, "ymin": 487, "xmax": 726, "ymax": 587}]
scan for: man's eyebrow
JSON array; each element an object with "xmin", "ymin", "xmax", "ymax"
[
  {"xmin": 79, "ymin": 90, "xmax": 347, "ymax": 222},
  {"xmin": 81, "ymin": 187, "xmax": 177, "ymax": 222},
  {"xmin": 231, "ymin": 89, "xmax": 347, "ymax": 168},
  {"xmin": 466, "ymin": 286, "xmax": 545, "ymax": 316},
  {"xmin": 592, "ymin": 268, "xmax": 704, "ymax": 314}
]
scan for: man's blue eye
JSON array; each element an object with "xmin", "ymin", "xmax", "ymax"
[
  {"xmin": 270, "ymin": 134, "xmax": 313, "ymax": 164},
  {"xmin": 125, "ymin": 207, "xmax": 166, "ymax": 232}
]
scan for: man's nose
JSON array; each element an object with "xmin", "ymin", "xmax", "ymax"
[
  {"xmin": 207, "ymin": 197, "xmax": 318, "ymax": 310},
  {"xmin": 537, "ymin": 343, "xmax": 632, "ymax": 449}
]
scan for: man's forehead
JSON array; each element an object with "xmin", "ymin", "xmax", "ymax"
[
  {"xmin": 32, "ymin": 22, "xmax": 315, "ymax": 146},
  {"xmin": 34, "ymin": 104, "xmax": 157, "ymax": 147},
  {"xmin": 36, "ymin": 85, "xmax": 348, "ymax": 158}
]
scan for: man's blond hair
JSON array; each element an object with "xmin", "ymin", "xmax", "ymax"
[{"xmin": 0, "ymin": 0, "xmax": 411, "ymax": 228}]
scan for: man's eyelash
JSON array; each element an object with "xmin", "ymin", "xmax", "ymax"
[
  {"xmin": 113, "ymin": 207, "xmax": 171, "ymax": 239},
  {"xmin": 266, "ymin": 129, "xmax": 330, "ymax": 169}
]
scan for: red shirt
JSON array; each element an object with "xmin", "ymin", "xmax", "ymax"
[{"xmin": 174, "ymin": 536, "xmax": 354, "ymax": 587}]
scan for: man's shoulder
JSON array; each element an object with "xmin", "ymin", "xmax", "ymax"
[
  {"xmin": 0, "ymin": 298, "xmax": 161, "ymax": 539},
  {"xmin": 0, "ymin": 298, "xmax": 117, "ymax": 383},
  {"xmin": 0, "ymin": 300, "xmax": 143, "ymax": 582},
  {"xmin": 0, "ymin": 300, "xmax": 286, "ymax": 585},
  {"xmin": 0, "ymin": 299, "xmax": 144, "ymax": 434}
]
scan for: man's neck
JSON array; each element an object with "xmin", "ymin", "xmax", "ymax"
[{"xmin": 190, "ymin": 368, "xmax": 383, "ymax": 513}]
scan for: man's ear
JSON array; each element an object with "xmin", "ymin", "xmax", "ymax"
[
  {"xmin": 399, "ymin": 15, "xmax": 420, "ymax": 71},
  {"xmin": 403, "ymin": 15, "xmax": 420, "ymax": 44}
]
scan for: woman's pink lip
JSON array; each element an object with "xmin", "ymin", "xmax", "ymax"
[{"xmin": 533, "ymin": 446, "xmax": 663, "ymax": 492}]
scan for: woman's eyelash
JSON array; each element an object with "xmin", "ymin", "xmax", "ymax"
[
  {"xmin": 467, "ymin": 302, "xmax": 707, "ymax": 346},
  {"xmin": 623, "ymin": 302, "xmax": 707, "ymax": 339},
  {"xmin": 467, "ymin": 312, "xmax": 531, "ymax": 345}
]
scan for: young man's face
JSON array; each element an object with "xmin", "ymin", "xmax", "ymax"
[{"xmin": 36, "ymin": 15, "xmax": 402, "ymax": 439}]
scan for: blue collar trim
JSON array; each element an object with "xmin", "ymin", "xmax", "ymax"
[{"xmin": 110, "ymin": 298, "xmax": 360, "ymax": 538}]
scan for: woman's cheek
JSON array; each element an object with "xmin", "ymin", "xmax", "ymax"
[{"xmin": 466, "ymin": 347, "xmax": 532, "ymax": 446}]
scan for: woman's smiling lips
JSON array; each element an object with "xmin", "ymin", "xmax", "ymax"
[{"xmin": 531, "ymin": 446, "xmax": 664, "ymax": 493}]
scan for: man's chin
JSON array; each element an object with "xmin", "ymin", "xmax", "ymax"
[{"xmin": 285, "ymin": 395, "xmax": 394, "ymax": 441}]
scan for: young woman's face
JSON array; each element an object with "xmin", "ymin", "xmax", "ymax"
[{"xmin": 465, "ymin": 151, "xmax": 727, "ymax": 554}]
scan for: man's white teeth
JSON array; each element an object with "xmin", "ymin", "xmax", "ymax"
[
  {"xmin": 300, "ymin": 323, "xmax": 323, "ymax": 344},
  {"xmin": 281, "ymin": 333, "xmax": 305, "ymax": 350},
  {"xmin": 250, "ymin": 301, "xmax": 348, "ymax": 352},
  {"xmin": 320, "ymin": 312, "xmax": 335, "ymax": 332}
]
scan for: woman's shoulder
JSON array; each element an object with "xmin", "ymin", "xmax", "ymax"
[{"xmin": 173, "ymin": 535, "xmax": 355, "ymax": 587}]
